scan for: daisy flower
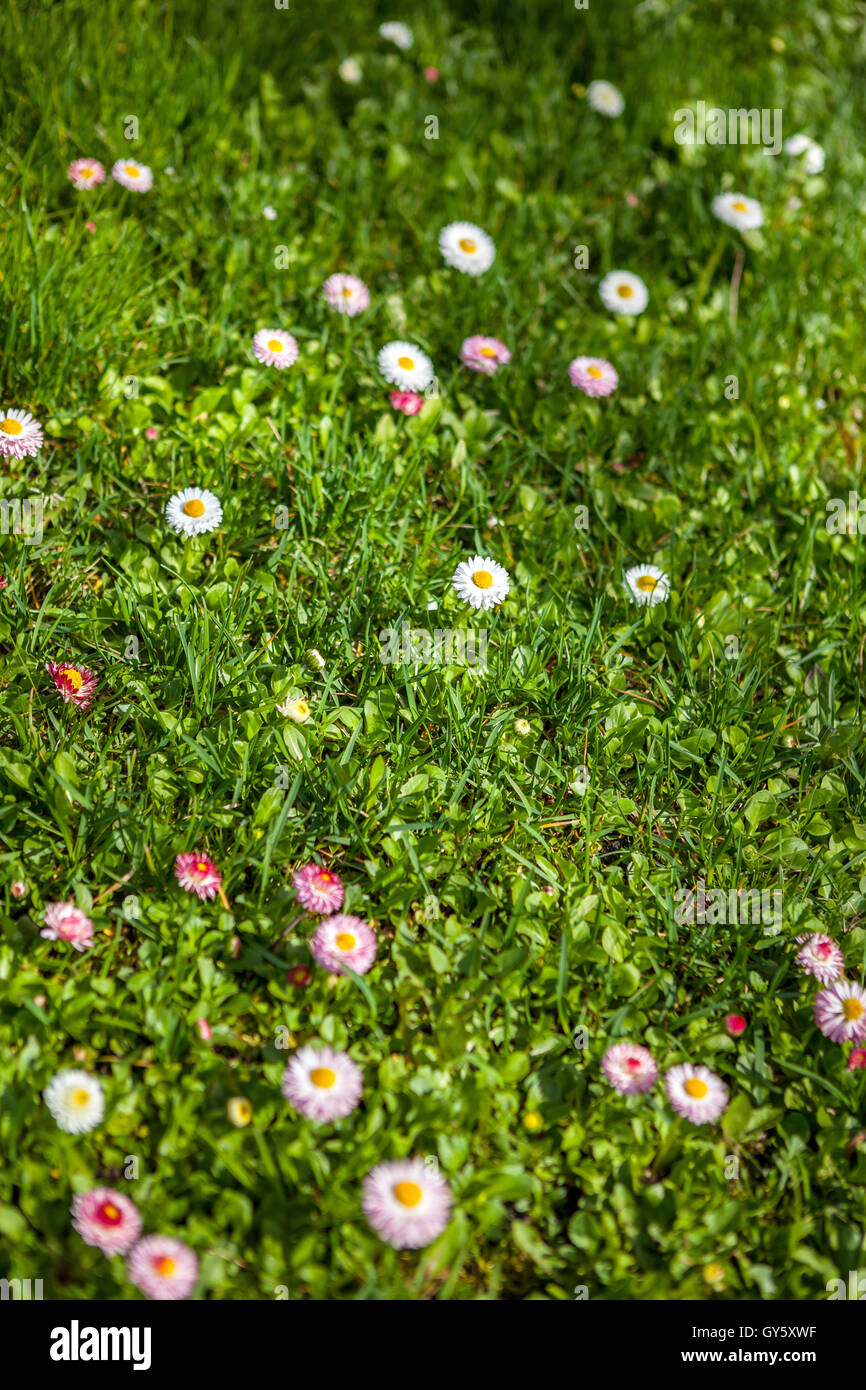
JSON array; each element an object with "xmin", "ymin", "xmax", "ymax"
[
  {"xmin": 362, "ymin": 1157, "xmax": 453, "ymax": 1249},
  {"xmin": 71, "ymin": 1187, "xmax": 142, "ymax": 1255},
  {"xmin": 46, "ymin": 660, "xmax": 98, "ymax": 710},
  {"xmin": 289, "ymin": 964, "xmax": 313, "ymax": 987},
  {"xmin": 665, "ymin": 1063, "xmax": 729, "ymax": 1125},
  {"xmin": 226, "ymin": 1096, "xmax": 252, "ymax": 1127},
  {"xmin": 262, "ymin": 205, "xmax": 277, "ymax": 220},
  {"xmin": 281, "ymin": 1044, "xmax": 363, "ymax": 1122},
  {"xmin": 339, "ymin": 58, "xmax": 363, "ymax": 84},
  {"xmin": 277, "ymin": 695, "xmax": 311, "ymax": 723},
  {"xmin": 587, "ymin": 80, "xmax": 624, "ymax": 117},
  {"xmin": 44, "ymin": 1069, "xmax": 105, "ymax": 1134},
  {"xmin": 601, "ymin": 1042, "xmax": 658, "ymax": 1095},
  {"xmin": 724, "ymin": 1014, "xmax": 747, "ymax": 1037},
  {"xmin": 438, "ymin": 221, "xmax": 496, "ymax": 276},
  {"xmin": 389, "ymin": 390, "xmax": 424, "ymax": 415},
  {"xmin": 377, "ymin": 341, "xmax": 434, "ymax": 392},
  {"xmin": 599, "ymin": 270, "xmax": 649, "ymax": 316},
  {"xmin": 111, "ymin": 159, "xmax": 153, "ymax": 192},
  {"xmin": 174, "ymin": 851, "xmax": 222, "ymax": 902},
  {"xmin": 452, "ymin": 554, "xmax": 510, "ymax": 611},
  {"xmin": 460, "ymin": 335, "xmax": 511, "ymax": 375},
  {"xmin": 711, "ymin": 192, "xmax": 764, "ymax": 231},
  {"xmin": 127, "ymin": 1236, "xmax": 198, "ymax": 1301},
  {"xmin": 0, "ymin": 408, "xmax": 43, "ymax": 459},
  {"xmin": 11, "ymin": 881, "xmax": 27, "ymax": 899},
  {"xmin": 323, "ymin": 273, "xmax": 370, "ymax": 316},
  {"xmin": 514, "ymin": 718, "xmax": 531, "ymax": 737},
  {"xmin": 165, "ymin": 487, "xmax": 222, "ymax": 537},
  {"xmin": 68, "ymin": 158, "xmax": 105, "ymax": 190},
  {"xmin": 848, "ymin": 1049, "xmax": 866, "ymax": 1071},
  {"xmin": 379, "ymin": 21, "xmax": 413, "ymax": 50},
  {"xmin": 623, "ymin": 564, "xmax": 669, "ymax": 606},
  {"xmin": 813, "ymin": 979, "xmax": 866, "ymax": 1044},
  {"xmin": 311, "ymin": 914, "xmax": 377, "ymax": 975},
  {"xmin": 568, "ymin": 356, "xmax": 618, "ymax": 397},
  {"xmin": 252, "ymin": 329, "xmax": 298, "ymax": 369},
  {"xmin": 294, "ymin": 864, "xmax": 345, "ymax": 915},
  {"xmin": 41, "ymin": 902, "xmax": 94, "ymax": 952},
  {"xmin": 796, "ymin": 933, "xmax": 844, "ymax": 984}
]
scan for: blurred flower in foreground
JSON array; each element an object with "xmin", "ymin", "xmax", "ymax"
[
  {"xmin": 127, "ymin": 1236, "xmax": 198, "ymax": 1301},
  {"xmin": 362, "ymin": 1157, "xmax": 452, "ymax": 1248},
  {"xmin": 72, "ymin": 1187, "xmax": 142, "ymax": 1254}
]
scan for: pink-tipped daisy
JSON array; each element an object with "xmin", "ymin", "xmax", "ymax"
[
  {"xmin": 71, "ymin": 1187, "xmax": 142, "ymax": 1255},
  {"xmin": 126, "ymin": 1236, "xmax": 198, "ymax": 1301},
  {"xmin": 41, "ymin": 902, "xmax": 94, "ymax": 952},
  {"xmin": 601, "ymin": 1042, "xmax": 657, "ymax": 1095},
  {"xmin": 459, "ymin": 335, "xmax": 511, "ymax": 376},
  {"xmin": 289, "ymin": 964, "xmax": 313, "ymax": 987},
  {"xmin": 323, "ymin": 273, "xmax": 370, "ymax": 317},
  {"xmin": 46, "ymin": 660, "xmax": 98, "ymax": 710},
  {"xmin": 68, "ymin": 158, "xmax": 106, "ymax": 190},
  {"xmin": 796, "ymin": 932, "xmax": 844, "ymax": 984},
  {"xmin": 111, "ymin": 159, "xmax": 153, "ymax": 192},
  {"xmin": 568, "ymin": 356, "xmax": 619, "ymax": 397},
  {"xmin": 281, "ymin": 1044, "xmax": 363, "ymax": 1122},
  {"xmin": 362, "ymin": 1157, "xmax": 453, "ymax": 1249},
  {"xmin": 389, "ymin": 390, "xmax": 424, "ymax": 415},
  {"xmin": 252, "ymin": 329, "xmax": 298, "ymax": 368},
  {"xmin": 848, "ymin": 1049, "xmax": 866, "ymax": 1071},
  {"xmin": 813, "ymin": 979, "xmax": 866, "ymax": 1044},
  {"xmin": 0, "ymin": 408, "xmax": 43, "ymax": 459},
  {"xmin": 293, "ymin": 863, "xmax": 345, "ymax": 914},
  {"xmin": 665, "ymin": 1063, "xmax": 729, "ymax": 1125},
  {"xmin": 174, "ymin": 851, "xmax": 222, "ymax": 902},
  {"xmin": 724, "ymin": 1013, "xmax": 747, "ymax": 1037},
  {"xmin": 310, "ymin": 914, "xmax": 377, "ymax": 975}
]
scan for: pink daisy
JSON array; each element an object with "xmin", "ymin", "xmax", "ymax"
[
  {"xmin": 848, "ymin": 1049, "xmax": 866, "ymax": 1071},
  {"xmin": 796, "ymin": 932, "xmax": 844, "ymax": 984},
  {"xmin": 601, "ymin": 1042, "xmax": 657, "ymax": 1094},
  {"xmin": 126, "ymin": 1235, "xmax": 198, "ymax": 1300},
  {"xmin": 174, "ymin": 851, "xmax": 222, "ymax": 901},
  {"xmin": 289, "ymin": 964, "xmax": 313, "ymax": 987},
  {"xmin": 293, "ymin": 863, "xmax": 345, "ymax": 915},
  {"xmin": 362, "ymin": 1157, "xmax": 453, "ymax": 1249},
  {"xmin": 322, "ymin": 273, "xmax": 370, "ymax": 317},
  {"xmin": 0, "ymin": 408, "xmax": 43, "ymax": 459},
  {"xmin": 459, "ymin": 335, "xmax": 511, "ymax": 376},
  {"xmin": 389, "ymin": 390, "xmax": 424, "ymax": 415},
  {"xmin": 310, "ymin": 914, "xmax": 377, "ymax": 975},
  {"xmin": 813, "ymin": 979, "xmax": 866, "ymax": 1044},
  {"xmin": 45, "ymin": 660, "xmax": 98, "ymax": 710},
  {"xmin": 724, "ymin": 1013, "xmax": 747, "ymax": 1037},
  {"xmin": 424, "ymin": 67, "xmax": 440, "ymax": 83},
  {"xmin": 252, "ymin": 329, "xmax": 298, "ymax": 368},
  {"xmin": 281, "ymin": 1044, "xmax": 363, "ymax": 1122},
  {"xmin": 41, "ymin": 902, "xmax": 94, "ymax": 952},
  {"xmin": 71, "ymin": 1187, "xmax": 142, "ymax": 1255},
  {"xmin": 11, "ymin": 881, "xmax": 27, "ymax": 899},
  {"xmin": 567, "ymin": 356, "xmax": 619, "ymax": 397},
  {"xmin": 68, "ymin": 158, "xmax": 106, "ymax": 190},
  {"xmin": 665, "ymin": 1063, "xmax": 729, "ymax": 1125},
  {"xmin": 145, "ymin": 426, "xmax": 159, "ymax": 440},
  {"xmin": 111, "ymin": 159, "xmax": 153, "ymax": 192}
]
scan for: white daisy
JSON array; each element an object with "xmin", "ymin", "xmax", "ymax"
[
  {"xmin": 665, "ymin": 1063, "xmax": 728, "ymax": 1125},
  {"xmin": 281, "ymin": 1045, "xmax": 363, "ymax": 1122},
  {"xmin": 44, "ymin": 1069, "xmax": 105, "ymax": 1134},
  {"xmin": 252, "ymin": 329, "xmax": 299, "ymax": 369},
  {"xmin": 362, "ymin": 1157, "xmax": 453, "ymax": 1249},
  {"xmin": 452, "ymin": 554, "xmax": 510, "ymax": 611},
  {"xmin": 623, "ymin": 564, "xmax": 669, "ymax": 606},
  {"xmin": 598, "ymin": 270, "xmax": 649, "ymax": 316},
  {"xmin": 339, "ymin": 58, "xmax": 363, "ymax": 84},
  {"xmin": 165, "ymin": 487, "xmax": 223, "ymax": 538},
  {"xmin": 377, "ymin": 341, "xmax": 434, "ymax": 392},
  {"xmin": 587, "ymin": 80, "xmax": 624, "ymax": 118},
  {"xmin": 711, "ymin": 192, "xmax": 764, "ymax": 231},
  {"xmin": 438, "ymin": 222, "xmax": 496, "ymax": 276},
  {"xmin": 262, "ymin": 205, "xmax": 277, "ymax": 220},
  {"xmin": 111, "ymin": 159, "xmax": 153, "ymax": 192},
  {"xmin": 277, "ymin": 695, "xmax": 311, "ymax": 723},
  {"xmin": 379, "ymin": 21, "xmax": 413, "ymax": 50},
  {"xmin": 802, "ymin": 142, "xmax": 825, "ymax": 174}
]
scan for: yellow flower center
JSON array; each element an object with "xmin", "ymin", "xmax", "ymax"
[
  {"xmin": 636, "ymin": 575, "xmax": 657, "ymax": 592},
  {"xmin": 458, "ymin": 238, "xmax": 476, "ymax": 253},
  {"xmin": 235, "ymin": 1101, "xmax": 252, "ymax": 1121},
  {"xmin": 472, "ymin": 570, "xmax": 493, "ymax": 589},
  {"xmin": 843, "ymin": 998, "xmax": 864, "ymax": 1021},
  {"xmin": 342, "ymin": 287, "xmax": 353, "ymax": 297},
  {"xmin": 397, "ymin": 356, "xmax": 414, "ymax": 370},
  {"xmin": 310, "ymin": 1067, "xmax": 336, "ymax": 1089},
  {"xmin": 524, "ymin": 1111, "xmax": 542, "ymax": 1130},
  {"xmin": 80, "ymin": 167, "xmax": 93, "ymax": 178},
  {"xmin": 587, "ymin": 366, "xmax": 603, "ymax": 378},
  {"xmin": 684, "ymin": 1078, "xmax": 708, "ymax": 1099},
  {"xmin": 155, "ymin": 1256, "xmax": 175, "ymax": 1277},
  {"xmin": 731, "ymin": 200, "xmax": 747, "ymax": 212},
  {"xmin": 267, "ymin": 339, "xmax": 283, "ymax": 352},
  {"xmin": 617, "ymin": 284, "xmax": 634, "ymax": 298},
  {"xmin": 125, "ymin": 165, "xmax": 140, "ymax": 177},
  {"xmin": 183, "ymin": 498, "xmax": 206, "ymax": 517},
  {"xmin": 336, "ymin": 932, "xmax": 356, "ymax": 951},
  {"xmin": 0, "ymin": 418, "xmax": 23, "ymax": 435},
  {"xmin": 60, "ymin": 668, "xmax": 84, "ymax": 690},
  {"xmin": 480, "ymin": 347, "xmax": 496, "ymax": 358},
  {"xmin": 196, "ymin": 860, "xmax": 209, "ymax": 872},
  {"xmin": 295, "ymin": 701, "xmax": 309, "ymax": 716},
  {"xmin": 73, "ymin": 1089, "xmax": 90, "ymax": 1106},
  {"xmin": 103, "ymin": 1203, "xmax": 120, "ymax": 1220},
  {"xmin": 393, "ymin": 1181, "xmax": 423, "ymax": 1207}
]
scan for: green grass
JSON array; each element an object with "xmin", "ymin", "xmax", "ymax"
[{"xmin": 2, "ymin": 0, "xmax": 866, "ymax": 1300}]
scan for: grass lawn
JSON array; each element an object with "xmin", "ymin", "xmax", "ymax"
[{"xmin": 2, "ymin": 0, "xmax": 866, "ymax": 1301}]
